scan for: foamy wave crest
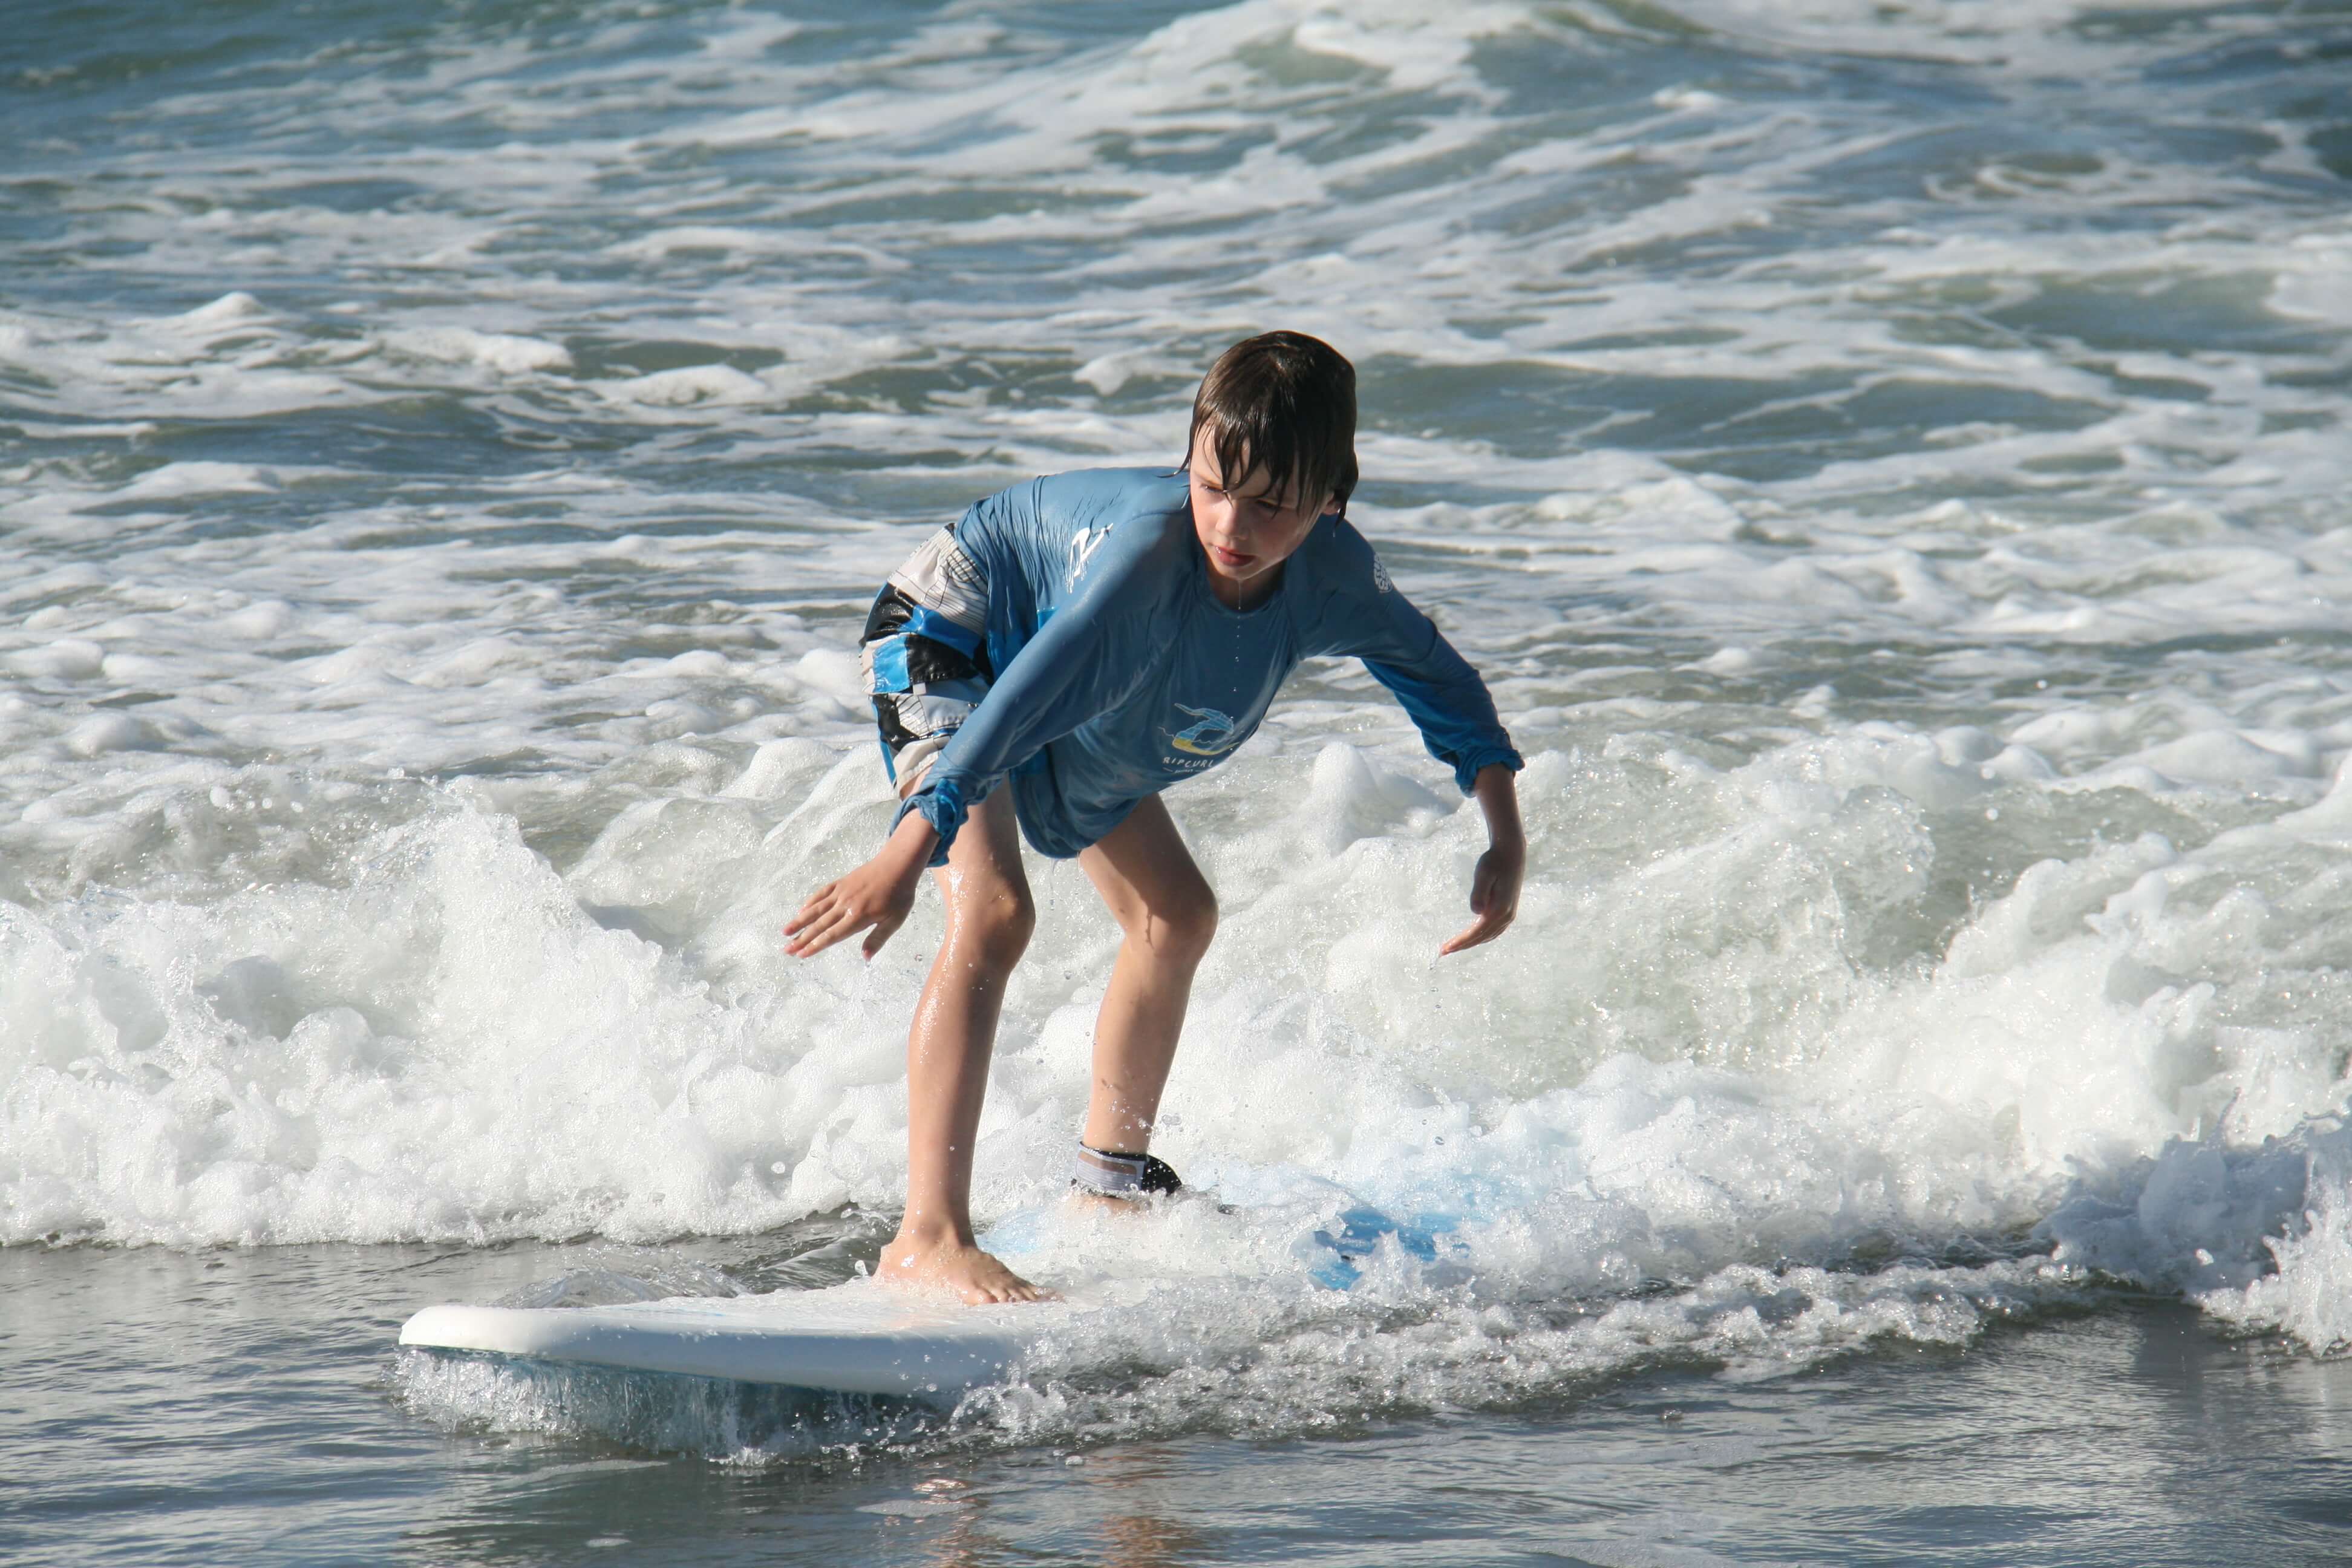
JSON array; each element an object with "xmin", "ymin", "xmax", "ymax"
[
  {"xmin": 2, "ymin": 802, "xmax": 855, "ymax": 1246},
  {"xmin": 2202, "ymin": 1181, "xmax": 2352, "ymax": 1355},
  {"xmin": 16, "ymin": 725, "xmax": 2345, "ymax": 1365}
]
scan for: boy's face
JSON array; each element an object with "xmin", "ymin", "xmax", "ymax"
[{"xmin": 1186, "ymin": 427, "xmax": 1336, "ymax": 610}]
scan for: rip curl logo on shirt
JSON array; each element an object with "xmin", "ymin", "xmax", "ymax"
[
  {"xmin": 1165, "ymin": 703, "xmax": 1241, "ymax": 757},
  {"xmin": 1067, "ymin": 526, "xmax": 1110, "ymax": 590},
  {"xmin": 1370, "ymin": 552, "xmax": 1394, "ymax": 595}
]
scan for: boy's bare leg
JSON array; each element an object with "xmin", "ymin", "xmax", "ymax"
[
  {"xmin": 1075, "ymin": 795, "xmax": 1217, "ymax": 1158},
  {"xmin": 875, "ymin": 791, "xmax": 1048, "ymax": 1304}
]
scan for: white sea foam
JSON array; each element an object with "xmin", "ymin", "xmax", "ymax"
[
  {"xmin": 387, "ymin": 327, "xmax": 573, "ymax": 376},
  {"xmin": 7, "ymin": 734, "xmax": 2347, "ymax": 1285}
]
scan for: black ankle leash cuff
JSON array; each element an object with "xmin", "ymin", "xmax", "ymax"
[{"xmin": 1070, "ymin": 1143, "xmax": 1183, "ymax": 1198}]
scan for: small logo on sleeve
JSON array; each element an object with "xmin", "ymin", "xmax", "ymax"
[{"xmin": 1067, "ymin": 525, "xmax": 1110, "ymax": 589}]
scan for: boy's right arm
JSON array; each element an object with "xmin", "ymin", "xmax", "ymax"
[
  {"xmin": 892, "ymin": 511, "xmax": 1184, "ymax": 863},
  {"xmin": 786, "ymin": 548, "xmax": 1143, "ymax": 959},
  {"xmin": 789, "ymin": 498, "xmax": 1186, "ymax": 959},
  {"xmin": 784, "ymin": 811, "xmax": 940, "ymax": 959}
]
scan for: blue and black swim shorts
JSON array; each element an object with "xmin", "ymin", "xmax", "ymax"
[{"xmin": 861, "ymin": 524, "xmax": 994, "ymax": 794}]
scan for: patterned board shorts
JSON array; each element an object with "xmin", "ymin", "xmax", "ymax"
[{"xmin": 861, "ymin": 524, "xmax": 994, "ymax": 795}]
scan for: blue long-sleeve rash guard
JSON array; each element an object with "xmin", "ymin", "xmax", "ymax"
[{"xmin": 893, "ymin": 467, "xmax": 1523, "ymax": 863}]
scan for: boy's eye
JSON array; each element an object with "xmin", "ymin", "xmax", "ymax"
[{"xmin": 1206, "ymin": 482, "xmax": 1292, "ymax": 516}]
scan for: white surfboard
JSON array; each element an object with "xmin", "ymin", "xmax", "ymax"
[
  {"xmin": 398, "ymin": 1280, "xmax": 1076, "ymax": 1397},
  {"xmin": 399, "ymin": 1202, "xmax": 1432, "ymax": 1395}
]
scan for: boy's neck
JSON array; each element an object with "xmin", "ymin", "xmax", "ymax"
[{"xmin": 1206, "ymin": 557, "xmax": 1282, "ymax": 612}]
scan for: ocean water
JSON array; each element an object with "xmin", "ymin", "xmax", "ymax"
[{"xmin": 4, "ymin": 0, "xmax": 2351, "ymax": 1561}]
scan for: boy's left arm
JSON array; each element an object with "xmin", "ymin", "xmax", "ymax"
[{"xmin": 1302, "ymin": 521, "xmax": 1527, "ymax": 957}]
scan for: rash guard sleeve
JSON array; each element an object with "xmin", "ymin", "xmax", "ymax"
[
  {"xmin": 893, "ymin": 512, "xmax": 1186, "ymax": 862},
  {"xmin": 1299, "ymin": 520, "xmax": 1523, "ymax": 794}
]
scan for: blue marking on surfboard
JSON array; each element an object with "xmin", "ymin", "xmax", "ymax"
[
  {"xmin": 979, "ymin": 1198, "xmax": 1462, "ymax": 1292},
  {"xmin": 976, "ymin": 1203, "xmax": 1053, "ymax": 1260},
  {"xmin": 1307, "ymin": 1207, "xmax": 1455, "ymax": 1291}
]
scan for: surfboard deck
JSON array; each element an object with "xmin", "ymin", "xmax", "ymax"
[{"xmin": 398, "ymin": 1280, "xmax": 1076, "ymax": 1397}]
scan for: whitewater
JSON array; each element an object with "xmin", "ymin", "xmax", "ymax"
[{"xmin": 4, "ymin": 0, "xmax": 2350, "ymax": 1562}]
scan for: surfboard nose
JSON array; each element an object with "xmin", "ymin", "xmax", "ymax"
[{"xmin": 394, "ymin": 1289, "xmax": 1053, "ymax": 1397}]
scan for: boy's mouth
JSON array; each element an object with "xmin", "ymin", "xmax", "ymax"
[{"xmin": 1207, "ymin": 544, "xmax": 1255, "ymax": 570}]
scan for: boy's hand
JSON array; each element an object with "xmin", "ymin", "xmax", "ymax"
[
  {"xmin": 785, "ymin": 815, "xmax": 938, "ymax": 959},
  {"xmin": 1440, "ymin": 838, "xmax": 1523, "ymax": 955},
  {"xmin": 1442, "ymin": 761, "xmax": 1524, "ymax": 956}
]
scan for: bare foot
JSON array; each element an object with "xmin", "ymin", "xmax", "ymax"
[{"xmin": 876, "ymin": 1233, "xmax": 1050, "ymax": 1305}]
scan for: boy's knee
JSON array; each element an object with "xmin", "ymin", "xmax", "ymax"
[
  {"xmin": 954, "ymin": 881, "xmax": 1036, "ymax": 969},
  {"xmin": 1140, "ymin": 884, "xmax": 1217, "ymax": 967}
]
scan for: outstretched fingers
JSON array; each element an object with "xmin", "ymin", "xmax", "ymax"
[
  {"xmin": 1439, "ymin": 848, "xmax": 1521, "ymax": 956},
  {"xmin": 784, "ymin": 915, "xmax": 838, "ymax": 958},
  {"xmin": 785, "ymin": 883, "xmax": 863, "ymax": 958},
  {"xmin": 1439, "ymin": 906, "xmax": 1514, "ymax": 956},
  {"xmin": 786, "ymin": 866, "xmax": 921, "ymax": 959},
  {"xmin": 783, "ymin": 878, "xmax": 838, "ymax": 929}
]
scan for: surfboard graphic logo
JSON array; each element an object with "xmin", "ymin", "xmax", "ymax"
[{"xmin": 1166, "ymin": 703, "xmax": 1241, "ymax": 756}]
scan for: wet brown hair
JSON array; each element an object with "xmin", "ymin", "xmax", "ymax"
[{"xmin": 1183, "ymin": 330, "xmax": 1357, "ymax": 515}]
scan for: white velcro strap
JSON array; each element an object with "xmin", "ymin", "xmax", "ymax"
[{"xmin": 1071, "ymin": 1144, "xmax": 1148, "ymax": 1197}]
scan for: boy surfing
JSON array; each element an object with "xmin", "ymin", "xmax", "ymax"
[{"xmin": 785, "ymin": 332, "xmax": 1525, "ymax": 1304}]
